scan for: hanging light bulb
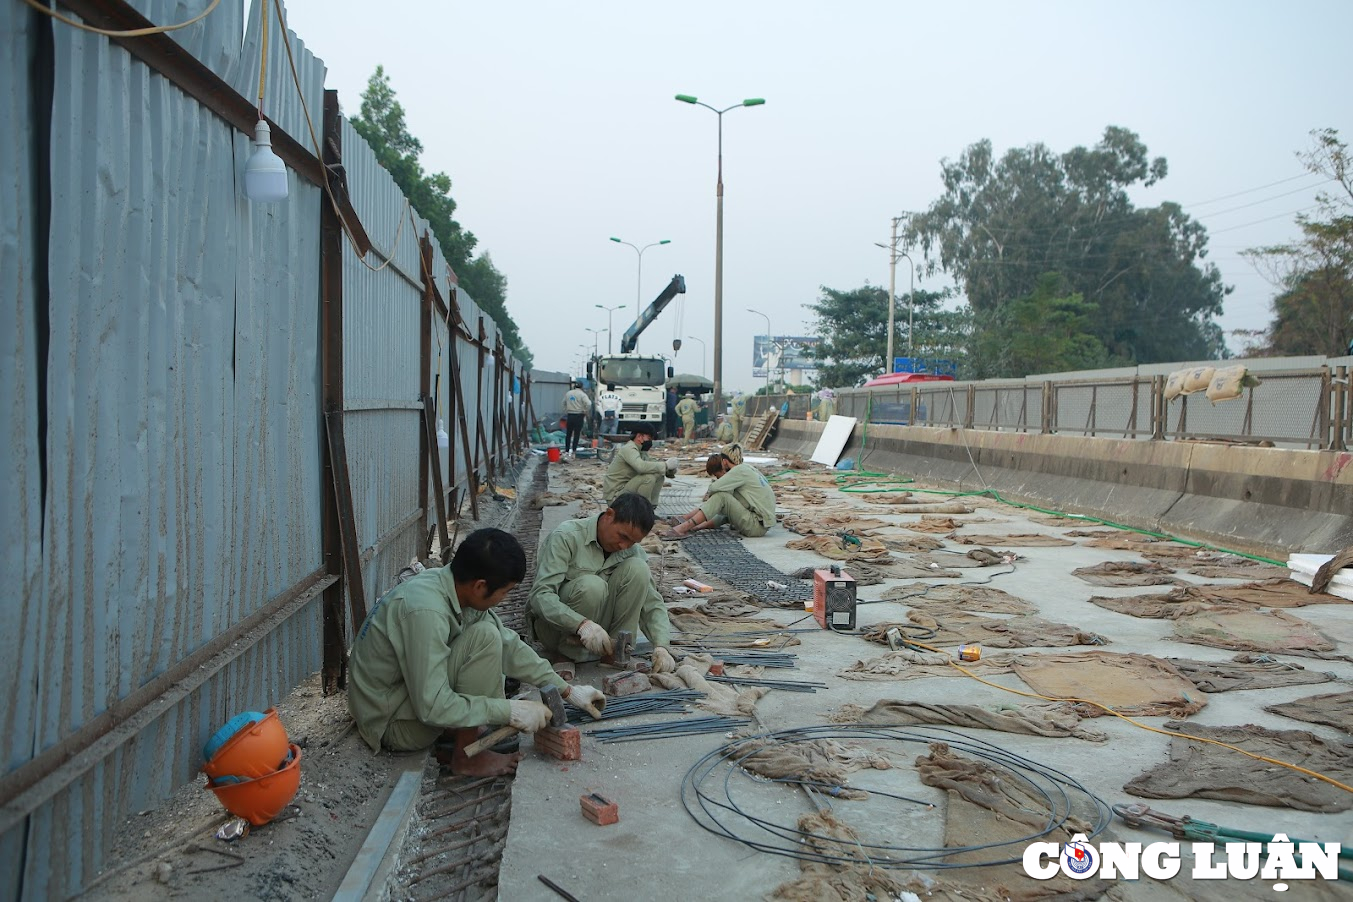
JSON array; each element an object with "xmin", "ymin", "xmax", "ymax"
[{"xmin": 244, "ymin": 119, "xmax": 288, "ymax": 203}]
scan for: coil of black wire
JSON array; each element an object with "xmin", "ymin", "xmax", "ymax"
[{"xmin": 680, "ymin": 724, "xmax": 1111, "ymax": 869}]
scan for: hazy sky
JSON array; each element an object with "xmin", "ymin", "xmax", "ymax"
[{"xmin": 282, "ymin": 0, "xmax": 1351, "ymax": 390}]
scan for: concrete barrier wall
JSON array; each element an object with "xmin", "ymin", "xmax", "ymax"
[{"xmin": 771, "ymin": 420, "xmax": 1353, "ymax": 558}]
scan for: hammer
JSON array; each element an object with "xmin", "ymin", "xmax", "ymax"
[{"xmin": 464, "ymin": 685, "xmax": 566, "ymax": 758}]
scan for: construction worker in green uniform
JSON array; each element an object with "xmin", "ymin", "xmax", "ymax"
[
  {"xmin": 730, "ymin": 391, "xmax": 747, "ymax": 441},
  {"xmin": 659, "ymin": 444, "xmax": 775, "ymax": 539},
  {"xmin": 603, "ymin": 424, "xmax": 676, "ymax": 506},
  {"xmin": 676, "ymin": 393, "xmax": 700, "ymax": 444},
  {"xmin": 527, "ymin": 493, "xmax": 678, "ymax": 673},
  {"xmin": 348, "ymin": 528, "xmax": 606, "ymax": 777},
  {"xmin": 814, "ymin": 388, "xmax": 837, "ymax": 421},
  {"xmin": 714, "ymin": 414, "xmax": 734, "ymax": 443}
]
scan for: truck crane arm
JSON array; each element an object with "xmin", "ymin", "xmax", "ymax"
[{"xmin": 619, "ymin": 274, "xmax": 686, "ymax": 354}]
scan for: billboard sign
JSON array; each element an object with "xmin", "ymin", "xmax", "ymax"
[{"xmin": 753, "ymin": 335, "xmax": 820, "ymax": 379}]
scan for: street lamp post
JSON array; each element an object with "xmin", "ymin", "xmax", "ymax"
[
  {"xmin": 875, "ymin": 215, "xmax": 916, "ymax": 373},
  {"xmin": 609, "ymin": 238, "xmax": 671, "ymax": 315},
  {"xmin": 593, "ymin": 304, "xmax": 626, "ymax": 354},
  {"xmin": 747, "ymin": 308, "xmax": 773, "ymax": 396},
  {"xmin": 675, "ymin": 93, "xmax": 765, "ymax": 421},
  {"xmin": 585, "ymin": 327, "xmax": 607, "ymax": 359},
  {"xmin": 685, "ymin": 335, "xmax": 706, "ymax": 377}
]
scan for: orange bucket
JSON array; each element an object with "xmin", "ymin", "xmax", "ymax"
[{"xmin": 547, "ymin": 445, "xmax": 561, "ymax": 462}]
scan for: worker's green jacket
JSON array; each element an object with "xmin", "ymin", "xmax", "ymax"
[
  {"xmin": 675, "ymin": 398, "xmax": 699, "ymax": 419},
  {"xmin": 708, "ymin": 462, "xmax": 776, "ymax": 528},
  {"xmin": 527, "ymin": 514, "xmax": 670, "ymax": 647},
  {"xmin": 348, "ymin": 567, "xmax": 566, "ymax": 752},
  {"xmin": 603, "ymin": 441, "xmax": 667, "ymax": 500}
]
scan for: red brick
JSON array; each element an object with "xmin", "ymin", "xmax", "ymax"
[
  {"xmin": 580, "ymin": 792, "xmax": 619, "ymax": 825},
  {"xmin": 533, "ymin": 725, "xmax": 581, "ymax": 761},
  {"xmin": 602, "ymin": 671, "xmax": 651, "ymax": 698}
]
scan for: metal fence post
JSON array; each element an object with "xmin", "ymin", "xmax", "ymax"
[
  {"xmin": 1334, "ymin": 366, "xmax": 1349, "ymax": 451},
  {"xmin": 1041, "ymin": 381, "xmax": 1053, "ymax": 434},
  {"xmin": 965, "ymin": 384, "xmax": 976, "ymax": 429},
  {"xmin": 1151, "ymin": 376, "xmax": 1166, "ymax": 440}
]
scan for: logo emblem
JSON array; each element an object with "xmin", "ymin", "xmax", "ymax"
[{"xmin": 1063, "ymin": 835, "xmax": 1098, "ymax": 878}]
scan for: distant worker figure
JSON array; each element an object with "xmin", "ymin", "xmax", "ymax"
[
  {"xmin": 814, "ymin": 389, "xmax": 836, "ymax": 421},
  {"xmin": 603, "ymin": 424, "xmax": 677, "ymax": 506},
  {"xmin": 562, "ymin": 381, "xmax": 592, "ymax": 457},
  {"xmin": 665, "ymin": 387, "xmax": 679, "ymax": 439},
  {"xmin": 599, "ymin": 392, "xmax": 620, "ymax": 436},
  {"xmin": 714, "ymin": 414, "xmax": 734, "ymax": 443},
  {"xmin": 675, "ymin": 393, "xmax": 699, "ymax": 444},
  {"xmin": 730, "ymin": 391, "xmax": 747, "ymax": 441},
  {"xmin": 658, "ymin": 444, "xmax": 775, "ymax": 540}
]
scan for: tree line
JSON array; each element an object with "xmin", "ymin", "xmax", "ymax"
[{"xmin": 810, "ymin": 127, "xmax": 1351, "ymax": 386}]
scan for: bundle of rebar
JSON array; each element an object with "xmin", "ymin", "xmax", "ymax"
[
  {"xmin": 586, "ymin": 716, "xmax": 747, "ymax": 744},
  {"xmin": 703, "ymin": 651, "xmax": 799, "ymax": 669},
  {"xmin": 705, "ymin": 675, "xmax": 825, "ymax": 693},
  {"xmin": 566, "ymin": 689, "xmax": 703, "ymax": 724}
]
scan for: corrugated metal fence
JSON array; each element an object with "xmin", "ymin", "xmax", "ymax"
[{"xmin": 0, "ymin": 2, "xmax": 532, "ymax": 897}]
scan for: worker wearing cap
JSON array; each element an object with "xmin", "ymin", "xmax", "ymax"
[
  {"xmin": 660, "ymin": 444, "xmax": 775, "ymax": 539},
  {"xmin": 348, "ymin": 528, "xmax": 605, "ymax": 777},
  {"xmin": 602, "ymin": 424, "xmax": 676, "ymax": 506},
  {"xmin": 675, "ymin": 393, "xmax": 699, "ymax": 444},
  {"xmin": 527, "ymin": 492, "xmax": 677, "ymax": 673},
  {"xmin": 562, "ymin": 381, "xmax": 592, "ymax": 457},
  {"xmin": 815, "ymin": 388, "xmax": 837, "ymax": 421},
  {"xmin": 730, "ymin": 391, "xmax": 747, "ymax": 441},
  {"xmin": 714, "ymin": 414, "xmax": 734, "ymax": 443}
]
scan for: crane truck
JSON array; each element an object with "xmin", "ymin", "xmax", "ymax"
[{"xmin": 590, "ymin": 274, "xmax": 686, "ymax": 434}]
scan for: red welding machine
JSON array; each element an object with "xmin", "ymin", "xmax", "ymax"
[{"xmin": 813, "ymin": 568, "xmax": 857, "ymax": 631}]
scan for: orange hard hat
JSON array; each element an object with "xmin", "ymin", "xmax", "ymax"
[
  {"xmin": 207, "ymin": 744, "xmax": 302, "ymax": 826},
  {"xmin": 201, "ymin": 708, "xmax": 289, "ymax": 782}
]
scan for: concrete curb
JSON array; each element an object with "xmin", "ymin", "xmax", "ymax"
[{"xmin": 333, "ymin": 762, "xmax": 426, "ymax": 902}]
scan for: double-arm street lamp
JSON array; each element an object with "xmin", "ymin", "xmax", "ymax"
[
  {"xmin": 585, "ymin": 327, "xmax": 608, "ymax": 359},
  {"xmin": 875, "ymin": 214, "xmax": 916, "ymax": 373},
  {"xmin": 675, "ymin": 93, "xmax": 765, "ymax": 419},
  {"xmin": 593, "ymin": 304, "xmax": 626, "ymax": 354},
  {"xmin": 747, "ymin": 307, "xmax": 774, "ymax": 395},
  {"xmin": 609, "ymin": 238, "xmax": 671, "ymax": 316},
  {"xmin": 685, "ymin": 335, "xmax": 706, "ymax": 377}
]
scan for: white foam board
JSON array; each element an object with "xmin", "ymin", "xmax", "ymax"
[{"xmin": 810, "ymin": 415, "xmax": 857, "ymax": 466}]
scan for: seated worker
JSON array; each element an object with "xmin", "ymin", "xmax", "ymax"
[
  {"xmin": 348, "ymin": 528, "xmax": 606, "ymax": 777},
  {"xmin": 602, "ymin": 423, "xmax": 677, "ymax": 506},
  {"xmin": 659, "ymin": 444, "xmax": 775, "ymax": 539},
  {"xmin": 713, "ymin": 414, "xmax": 734, "ymax": 443},
  {"xmin": 526, "ymin": 493, "xmax": 678, "ymax": 673}
]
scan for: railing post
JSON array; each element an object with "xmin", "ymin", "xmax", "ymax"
[
  {"xmin": 965, "ymin": 384, "xmax": 976, "ymax": 429},
  {"xmin": 1151, "ymin": 376, "xmax": 1166, "ymax": 441},
  {"xmin": 1318, "ymin": 366, "xmax": 1333, "ymax": 450},
  {"xmin": 1334, "ymin": 366, "xmax": 1349, "ymax": 452},
  {"xmin": 1041, "ymin": 381, "xmax": 1053, "ymax": 434}
]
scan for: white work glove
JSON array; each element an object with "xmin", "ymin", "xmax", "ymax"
[
  {"xmin": 666, "ymin": 458, "xmax": 679, "ymax": 476},
  {"xmin": 577, "ymin": 620, "xmax": 614, "ymax": 656},
  {"xmin": 507, "ymin": 699, "xmax": 554, "ymax": 733},
  {"xmin": 651, "ymin": 646, "xmax": 677, "ymax": 674},
  {"xmin": 565, "ymin": 684, "xmax": 606, "ymax": 720}
]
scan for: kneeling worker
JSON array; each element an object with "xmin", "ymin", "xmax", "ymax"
[
  {"xmin": 348, "ymin": 528, "xmax": 605, "ymax": 777},
  {"xmin": 527, "ymin": 492, "xmax": 678, "ymax": 673},
  {"xmin": 603, "ymin": 424, "xmax": 677, "ymax": 506},
  {"xmin": 659, "ymin": 444, "xmax": 775, "ymax": 539}
]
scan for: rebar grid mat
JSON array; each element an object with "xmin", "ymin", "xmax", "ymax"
[
  {"xmin": 677, "ymin": 529, "xmax": 814, "ymax": 605},
  {"xmin": 654, "ymin": 478, "xmax": 699, "ymax": 518},
  {"xmin": 396, "ymin": 761, "xmax": 514, "ymax": 902}
]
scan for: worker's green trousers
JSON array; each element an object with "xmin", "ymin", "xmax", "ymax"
[
  {"xmin": 382, "ymin": 620, "xmax": 505, "ymax": 751},
  {"xmin": 530, "ymin": 556, "xmax": 654, "ymax": 662},
  {"xmin": 700, "ymin": 493, "xmax": 769, "ymax": 537},
  {"xmin": 609, "ymin": 473, "xmax": 663, "ymax": 507}
]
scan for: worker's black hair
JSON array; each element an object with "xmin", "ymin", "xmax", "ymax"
[
  {"xmin": 450, "ymin": 528, "xmax": 527, "ymax": 592},
  {"xmin": 608, "ymin": 492, "xmax": 656, "ymax": 534},
  {"xmin": 631, "ymin": 423, "xmax": 656, "ymax": 437}
]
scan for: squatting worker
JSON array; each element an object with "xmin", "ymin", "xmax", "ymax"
[
  {"xmin": 659, "ymin": 444, "xmax": 775, "ymax": 539},
  {"xmin": 562, "ymin": 380, "xmax": 592, "ymax": 456},
  {"xmin": 526, "ymin": 492, "xmax": 678, "ymax": 673},
  {"xmin": 676, "ymin": 392, "xmax": 699, "ymax": 443},
  {"xmin": 602, "ymin": 423, "xmax": 676, "ymax": 506},
  {"xmin": 348, "ymin": 528, "xmax": 606, "ymax": 777},
  {"xmin": 730, "ymin": 391, "xmax": 747, "ymax": 441},
  {"xmin": 714, "ymin": 414, "xmax": 734, "ymax": 443}
]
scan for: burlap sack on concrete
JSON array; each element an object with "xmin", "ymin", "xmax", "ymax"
[
  {"xmin": 912, "ymin": 549, "xmax": 1016, "ymax": 570},
  {"xmin": 1123, "ymin": 721, "xmax": 1353, "ymax": 812},
  {"xmin": 650, "ymin": 661, "xmax": 767, "ymax": 717},
  {"xmin": 839, "ymin": 650, "xmax": 1019, "ymax": 681},
  {"xmin": 875, "ymin": 533, "xmax": 945, "ymax": 554},
  {"xmin": 882, "ymin": 584, "xmax": 1036, "ymax": 615},
  {"xmin": 1073, "ymin": 560, "xmax": 1184, "ymax": 587},
  {"xmin": 905, "ymin": 515, "xmax": 978, "ymax": 533},
  {"xmin": 1132, "ymin": 579, "xmax": 1349, "ymax": 609},
  {"xmin": 1171, "ymin": 608, "xmax": 1347, "ymax": 660},
  {"xmin": 786, "ymin": 561, "xmax": 891, "ymax": 586},
  {"xmin": 780, "ymin": 514, "xmax": 893, "ymax": 537},
  {"xmin": 668, "ymin": 607, "xmax": 802, "ymax": 650},
  {"xmin": 1088, "ymin": 593, "xmax": 1253, "ymax": 620},
  {"xmin": 864, "ymin": 611, "xmax": 1107, "ymax": 650},
  {"xmin": 1081, "ymin": 532, "xmax": 1196, "ymax": 558},
  {"xmin": 916, "ymin": 743, "xmax": 1116, "ymax": 902},
  {"xmin": 1264, "ymin": 690, "xmax": 1353, "ymax": 733},
  {"xmin": 785, "ymin": 534, "xmax": 893, "ymax": 562},
  {"xmin": 834, "ymin": 699, "xmax": 1108, "ymax": 742},
  {"xmin": 1026, "ymin": 513, "xmax": 1092, "ymax": 527},
  {"xmin": 948, "ymin": 532, "xmax": 1075, "ymax": 547},
  {"xmin": 1183, "ymin": 561, "xmax": 1290, "ymax": 580},
  {"xmin": 1166, "ymin": 654, "xmax": 1338, "ymax": 692},
  {"xmin": 1011, "ymin": 652, "xmax": 1205, "ymax": 718},
  {"xmin": 728, "ymin": 735, "xmax": 890, "ymax": 798},
  {"xmin": 767, "ymin": 811, "xmax": 913, "ymax": 902}
]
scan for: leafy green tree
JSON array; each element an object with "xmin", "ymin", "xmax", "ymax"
[
  {"xmin": 351, "ymin": 67, "xmax": 530, "ymax": 365},
  {"xmin": 968, "ymin": 274, "xmax": 1107, "ymax": 378},
  {"xmin": 806, "ymin": 285, "xmax": 960, "ymax": 386},
  {"xmin": 909, "ymin": 126, "xmax": 1229, "ymax": 365},
  {"xmin": 1244, "ymin": 129, "xmax": 1353, "ymax": 357}
]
